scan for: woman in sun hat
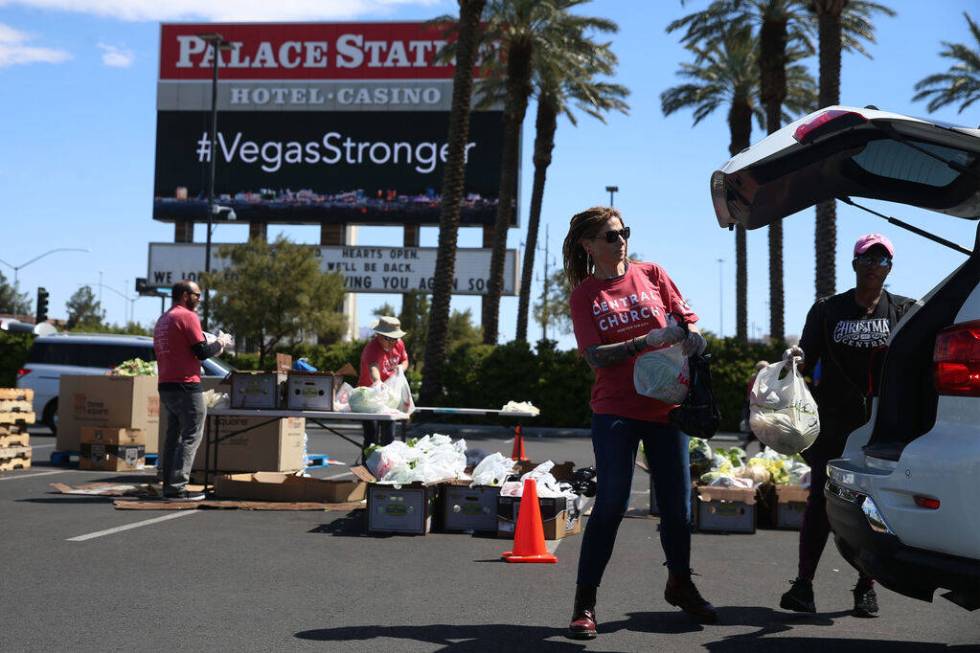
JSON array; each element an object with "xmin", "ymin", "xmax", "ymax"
[{"xmin": 358, "ymin": 315, "xmax": 409, "ymax": 454}]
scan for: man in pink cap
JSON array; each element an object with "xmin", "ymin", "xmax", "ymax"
[{"xmin": 779, "ymin": 233, "xmax": 916, "ymax": 618}]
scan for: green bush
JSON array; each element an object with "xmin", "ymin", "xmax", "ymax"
[{"xmin": 0, "ymin": 332, "xmax": 32, "ymax": 387}]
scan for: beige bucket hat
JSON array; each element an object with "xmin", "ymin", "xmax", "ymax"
[{"xmin": 373, "ymin": 315, "xmax": 407, "ymax": 339}]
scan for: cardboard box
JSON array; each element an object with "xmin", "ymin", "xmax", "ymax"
[
  {"xmin": 214, "ymin": 471, "xmax": 365, "ymax": 503},
  {"xmin": 57, "ymin": 375, "xmax": 159, "ymax": 454},
  {"xmin": 441, "ymin": 483, "xmax": 500, "ymax": 533},
  {"xmin": 285, "ymin": 373, "xmax": 337, "ymax": 411},
  {"xmin": 80, "ymin": 427, "xmax": 144, "ymax": 446},
  {"xmin": 696, "ymin": 486, "xmax": 757, "ymax": 534},
  {"xmin": 230, "ymin": 372, "xmax": 286, "ymax": 409},
  {"xmin": 79, "ymin": 443, "xmax": 145, "ymax": 471},
  {"xmin": 351, "ymin": 465, "xmax": 439, "ymax": 535},
  {"xmin": 187, "ymin": 416, "xmax": 306, "ymax": 472},
  {"xmin": 773, "ymin": 484, "xmax": 810, "ymax": 530},
  {"xmin": 496, "ymin": 495, "xmax": 581, "ymax": 540}
]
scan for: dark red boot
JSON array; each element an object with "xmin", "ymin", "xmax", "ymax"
[{"xmin": 567, "ymin": 585, "xmax": 598, "ymax": 640}]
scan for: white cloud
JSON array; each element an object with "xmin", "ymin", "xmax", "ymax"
[
  {"xmin": 0, "ymin": 22, "xmax": 71, "ymax": 67},
  {"xmin": 0, "ymin": 0, "xmax": 446, "ymax": 21},
  {"xmin": 97, "ymin": 42, "xmax": 133, "ymax": 67}
]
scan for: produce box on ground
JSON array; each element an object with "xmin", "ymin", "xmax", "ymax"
[
  {"xmin": 215, "ymin": 471, "xmax": 365, "ymax": 503},
  {"xmin": 496, "ymin": 495, "xmax": 581, "ymax": 541},
  {"xmin": 440, "ymin": 482, "xmax": 500, "ymax": 533},
  {"xmin": 79, "ymin": 426, "xmax": 146, "ymax": 471},
  {"xmin": 57, "ymin": 375, "xmax": 160, "ymax": 454},
  {"xmin": 351, "ymin": 465, "xmax": 439, "ymax": 535},
  {"xmin": 773, "ymin": 484, "xmax": 810, "ymax": 530},
  {"xmin": 696, "ymin": 485, "xmax": 757, "ymax": 534}
]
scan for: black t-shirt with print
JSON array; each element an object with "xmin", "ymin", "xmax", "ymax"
[{"xmin": 798, "ymin": 289, "xmax": 915, "ymax": 436}]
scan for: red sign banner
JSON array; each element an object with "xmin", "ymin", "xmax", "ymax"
[{"xmin": 160, "ymin": 22, "xmax": 476, "ymax": 80}]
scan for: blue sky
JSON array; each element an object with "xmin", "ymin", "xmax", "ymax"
[{"xmin": 1, "ymin": 0, "xmax": 976, "ymax": 350}]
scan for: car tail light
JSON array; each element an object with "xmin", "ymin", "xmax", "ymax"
[
  {"xmin": 914, "ymin": 496, "xmax": 941, "ymax": 510},
  {"xmin": 16, "ymin": 368, "xmax": 31, "ymax": 378},
  {"xmin": 792, "ymin": 109, "xmax": 868, "ymax": 144},
  {"xmin": 933, "ymin": 320, "xmax": 980, "ymax": 396}
]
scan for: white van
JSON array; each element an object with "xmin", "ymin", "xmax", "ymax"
[
  {"xmin": 16, "ymin": 333, "xmax": 232, "ymax": 433},
  {"xmin": 711, "ymin": 106, "xmax": 980, "ymax": 610}
]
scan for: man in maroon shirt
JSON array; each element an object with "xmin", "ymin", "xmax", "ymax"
[{"xmin": 153, "ymin": 280, "xmax": 230, "ymax": 501}]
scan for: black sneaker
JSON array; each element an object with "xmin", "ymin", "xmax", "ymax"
[
  {"xmin": 852, "ymin": 582, "xmax": 879, "ymax": 618},
  {"xmin": 780, "ymin": 578, "xmax": 816, "ymax": 613},
  {"xmin": 164, "ymin": 490, "xmax": 206, "ymax": 502}
]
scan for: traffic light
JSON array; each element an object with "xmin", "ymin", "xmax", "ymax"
[{"xmin": 36, "ymin": 287, "xmax": 49, "ymax": 323}]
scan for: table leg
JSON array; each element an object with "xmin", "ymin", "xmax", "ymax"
[{"xmin": 203, "ymin": 416, "xmax": 211, "ymax": 495}]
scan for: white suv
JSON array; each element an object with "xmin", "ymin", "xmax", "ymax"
[
  {"xmin": 16, "ymin": 333, "xmax": 232, "ymax": 433},
  {"xmin": 711, "ymin": 106, "xmax": 980, "ymax": 611}
]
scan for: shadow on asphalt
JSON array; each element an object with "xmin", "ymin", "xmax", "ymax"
[
  {"xmin": 296, "ymin": 615, "xmax": 971, "ymax": 652},
  {"xmin": 17, "ymin": 497, "xmax": 115, "ymax": 504}
]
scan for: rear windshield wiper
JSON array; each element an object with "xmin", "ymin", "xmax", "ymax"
[{"xmin": 838, "ymin": 196, "xmax": 974, "ymax": 256}]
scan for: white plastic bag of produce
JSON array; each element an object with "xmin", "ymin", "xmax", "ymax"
[
  {"xmin": 749, "ymin": 360, "xmax": 820, "ymax": 455},
  {"xmin": 470, "ymin": 452, "xmax": 516, "ymax": 487},
  {"xmin": 633, "ymin": 344, "xmax": 689, "ymax": 404},
  {"xmin": 383, "ymin": 368, "xmax": 415, "ymax": 414}
]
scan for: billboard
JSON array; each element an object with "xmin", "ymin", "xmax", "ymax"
[
  {"xmin": 154, "ymin": 23, "xmax": 514, "ymax": 227},
  {"xmin": 147, "ymin": 243, "xmax": 520, "ymax": 296}
]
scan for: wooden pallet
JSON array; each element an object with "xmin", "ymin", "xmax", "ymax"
[
  {"xmin": 0, "ymin": 411, "xmax": 35, "ymax": 426},
  {"xmin": 0, "ymin": 400, "xmax": 32, "ymax": 413},
  {"xmin": 0, "ymin": 446, "xmax": 31, "ymax": 471},
  {"xmin": 0, "ymin": 388, "xmax": 33, "ymax": 401},
  {"xmin": 0, "ymin": 432, "xmax": 29, "ymax": 448},
  {"xmin": 0, "ymin": 423, "xmax": 27, "ymax": 436}
]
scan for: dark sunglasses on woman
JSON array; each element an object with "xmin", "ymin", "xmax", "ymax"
[
  {"xmin": 595, "ymin": 227, "xmax": 630, "ymax": 243},
  {"xmin": 855, "ymin": 253, "xmax": 892, "ymax": 268}
]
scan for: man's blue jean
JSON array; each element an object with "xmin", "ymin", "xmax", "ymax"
[{"xmin": 576, "ymin": 413, "xmax": 692, "ymax": 587}]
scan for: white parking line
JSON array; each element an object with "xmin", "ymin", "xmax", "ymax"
[
  {"xmin": 31, "ymin": 444, "xmax": 55, "ymax": 449},
  {"xmin": 67, "ymin": 511, "xmax": 200, "ymax": 542},
  {"xmin": 0, "ymin": 470, "xmax": 68, "ymax": 481}
]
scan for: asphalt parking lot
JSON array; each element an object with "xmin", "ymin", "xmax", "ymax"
[{"xmin": 1, "ymin": 425, "xmax": 977, "ymax": 652}]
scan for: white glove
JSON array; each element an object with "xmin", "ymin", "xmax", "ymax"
[
  {"xmin": 216, "ymin": 330, "xmax": 234, "ymax": 349},
  {"xmin": 681, "ymin": 331, "xmax": 707, "ymax": 357},
  {"xmin": 645, "ymin": 325, "xmax": 687, "ymax": 348},
  {"xmin": 783, "ymin": 346, "xmax": 804, "ymax": 362}
]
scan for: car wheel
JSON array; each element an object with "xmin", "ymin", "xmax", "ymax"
[{"xmin": 43, "ymin": 399, "xmax": 58, "ymax": 435}]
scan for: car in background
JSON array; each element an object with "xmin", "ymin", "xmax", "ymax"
[
  {"xmin": 711, "ymin": 105, "xmax": 980, "ymax": 610},
  {"xmin": 16, "ymin": 333, "xmax": 233, "ymax": 433}
]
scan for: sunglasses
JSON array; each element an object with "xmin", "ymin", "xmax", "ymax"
[
  {"xmin": 855, "ymin": 254, "xmax": 892, "ymax": 268},
  {"xmin": 380, "ymin": 335, "xmax": 398, "ymax": 343},
  {"xmin": 593, "ymin": 226, "xmax": 630, "ymax": 243}
]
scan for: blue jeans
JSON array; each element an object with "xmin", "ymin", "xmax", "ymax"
[{"xmin": 576, "ymin": 414, "xmax": 692, "ymax": 587}]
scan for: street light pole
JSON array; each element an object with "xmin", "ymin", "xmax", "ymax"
[
  {"xmin": 200, "ymin": 32, "xmax": 231, "ymax": 332},
  {"xmin": 605, "ymin": 185, "xmax": 619, "ymax": 207},
  {"xmin": 0, "ymin": 248, "xmax": 90, "ymax": 291}
]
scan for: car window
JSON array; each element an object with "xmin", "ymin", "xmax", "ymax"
[
  {"xmin": 851, "ymin": 139, "xmax": 974, "ymax": 188},
  {"xmin": 27, "ymin": 342, "xmax": 155, "ymax": 368}
]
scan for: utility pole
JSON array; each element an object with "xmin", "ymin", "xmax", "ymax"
[{"xmin": 717, "ymin": 258, "xmax": 724, "ymax": 337}]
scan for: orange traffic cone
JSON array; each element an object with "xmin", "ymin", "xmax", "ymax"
[
  {"xmin": 502, "ymin": 478, "xmax": 558, "ymax": 563},
  {"xmin": 511, "ymin": 425, "xmax": 527, "ymax": 462}
]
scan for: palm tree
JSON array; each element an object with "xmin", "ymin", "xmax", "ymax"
[
  {"xmin": 812, "ymin": 0, "xmax": 894, "ymax": 302},
  {"xmin": 662, "ymin": 25, "xmax": 815, "ymax": 343},
  {"xmin": 670, "ymin": 0, "xmax": 814, "ymax": 342},
  {"xmin": 480, "ymin": 0, "xmax": 618, "ymax": 344},
  {"xmin": 511, "ymin": 41, "xmax": 629, "ymax": 342},
  {"xmin": 913, "ymin": 12, "xmax": 980, "ymax": 114},
  {"xmin": 420, "ymin": 0, "xmax": 486, "ymax": 405}
]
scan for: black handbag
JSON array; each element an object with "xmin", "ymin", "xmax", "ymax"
[{"xmin": 669, "ymin": 351, "xmax": 722, "ymax": 439}]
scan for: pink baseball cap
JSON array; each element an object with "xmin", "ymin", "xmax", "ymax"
[{"xmin": 853, "ymin": 233, "xmax": 894, "ymax": 257}]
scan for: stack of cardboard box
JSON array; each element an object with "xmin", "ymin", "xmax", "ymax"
[
  {"xmin": 79, "ymin": 427, "xmax": 145, "ymax": 471},
  {"xmin": 0, "ymin": 388, "xmax": 34, "ymax": 471},
  {"xmin": 57, "ymin": 375, "xmax": 160, "ymax": 456}
]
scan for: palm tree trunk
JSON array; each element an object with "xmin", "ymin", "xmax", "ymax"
[
  {"xmin": 482, "ymin": 39, "xmax": 533, "ymax": 345},
  {"xmin": 420, "ymin": 0, "xmax": 486, "ymax": 405},
  {"xmin": 814, "ymin": 1, "xmax": 845, "ymax": 301},
  {"xmin": 515, "ymin": 95, "xmax": 558, "ymax": 343},
  {"xmin": 760, "ymin": 14, "xmax": 788, "ymax": 342},
  {"xmin": 728, "ymin": 97, "xmax": 752, "ymax": 343}
]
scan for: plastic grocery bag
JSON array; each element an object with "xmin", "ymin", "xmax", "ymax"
[
  {"xmin": 383, "ymin": 368, "xmax": 415, "ymax": 414},
  {"xmin": 348, "ymin": 369, "xmax": 414, "ymax": 414},
  {"xmin": 333, "ymin": 382, "xmax": 355, "ymax": 412},
  {"xmin": 748, "ymin": 360, "xmax": 820, "ymax": 455},
  {"xmin": 470, "ymin": 452, "xmax": 516, "ymax": 487},
  {"xmin": 634, "ymin": 344, "xmax": 689, "ymax": 404}
]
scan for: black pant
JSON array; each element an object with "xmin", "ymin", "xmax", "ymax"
[{"xmin": 362, "ymin": 421, "xmax": 395, "ymax": 456}]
